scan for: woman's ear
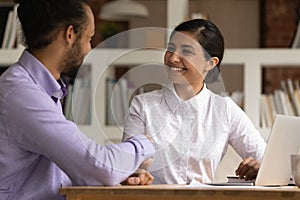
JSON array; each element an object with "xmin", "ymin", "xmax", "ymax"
[{"xmin": 205, "ymin": 57, "xmax": 219, "ymax": 71}]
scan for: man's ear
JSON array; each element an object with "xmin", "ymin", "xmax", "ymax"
[
  {"xmin": 205, "ymin": 57, "xmax": 219, "ymax": 71},
  {"xmin": 65, "ymin": 25, "xmax": 77, "ymax": 45}
]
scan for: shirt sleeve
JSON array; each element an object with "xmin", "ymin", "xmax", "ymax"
[
  {"xmin": 123, "ymin": 96, "xmax": 147, "ymax": 141},
  {"xmin": 5, "ymin": 85, "xmax": 155, "ymax": 186},
  {"xmin": 226, "ymin": 98, "xmax": 266, "ymax": 163}
]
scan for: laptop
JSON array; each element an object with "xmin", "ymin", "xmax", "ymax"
[
  {"xmin": 206, "ymin": 115, "xmax": 300, "ymax": 187},
  {"xmin": 254, "ymin": 114, "xmax": 300, "ymax": 186}
]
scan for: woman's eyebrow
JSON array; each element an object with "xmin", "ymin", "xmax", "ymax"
[{"xmin": 180, "ymin": 44, "xmax": 195, "ymax": 49}]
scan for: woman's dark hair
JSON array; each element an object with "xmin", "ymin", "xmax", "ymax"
[
  {"xmin": 170, "ymin": 19, "xmax": 225, "ymax": 83},
  {"xmin": 14, "ymin": 0, "xmax": 90, "ymax": 51}
]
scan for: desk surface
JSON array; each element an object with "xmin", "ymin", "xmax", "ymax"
[{"xmin": 59, "ymin": 184, "xmax": 300, "ymax": 200}]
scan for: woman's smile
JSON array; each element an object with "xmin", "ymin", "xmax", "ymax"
[{"xmin": 168, "ymin": 66, "xmax": 187, "ymax": 72}]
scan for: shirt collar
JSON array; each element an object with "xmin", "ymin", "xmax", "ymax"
[
  {"xmin": 163, "ymin": 83, "xmax": 210, "ymax": 112},
  {"xmin": 18, "ymin": 50, "xmax": 67, "ymax": 100}
]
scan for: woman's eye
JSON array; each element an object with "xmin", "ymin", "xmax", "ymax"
[
  {"xmin": 182, "ymin": 49, "xmax": 192, "ymax": 55},
  {"xmin": 167, "ymin": 46, "xmax": 175, "ymax": 53}
]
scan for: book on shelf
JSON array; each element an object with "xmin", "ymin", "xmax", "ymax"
[
  {"xmin": 280, "ymin": 80, "xmax": 295, "ymax": 116},
  {"xmin": 287, "ymin": 78, "xmax": 300, "ymax": 116},
  {"xmin": 111, "ymin": 78, "xmax": 125, "ymax": 126},
  {"xmin": 106, "ymin": 78, "xmax": 116, "ymax": 126},
  {"xmin": 119, "ymin": 77, "xmax": 130, "ymax": 117},
  {"xmin": 291, "ymin": 17, "xmax": 300, "ymax": 48},
  {"xmin": 294, "ymin": 80, "xmax": 300, "ymax": 111},
  {"xmin": 260, "ymin": 79, "xmax": 300, "ymax": 128},
  {"xmin": 0, "ymin": 4, "xmax": 13, "ymax": 47},
  {"xmin": 6, "ymin": 5, "xmax": 18, "ymax": 48},
  {"xmin": 1, "ymin": 4, "xmax": 18, "ymax": 49},
  {"xmin": 106, "ymin": 77, "xmax": 133, "ymax": 126},
  {"xmin": 106, "ymin": 66, "xmax": 140, "ymax": 126},
  {"xmin": 1, "ymin": 8, "xmax": 13, "ymax": 48},
  {"xmin": 273, "ymin": 90, "xmax": 284, "ymax": 115},
  {"xmin": 260, "ymin": 95, "xmax": 267, "ymax": 128},
  {"xmin": 64, "ymin": 78, "xmax": 91, "ymax": 125},
  {"xmin": 63, "ymin": 65, "xmax": 91, "ymax": 125},
  {"xmin": 63, "ymin": 84, "xmax": 74, "ymax": 121},
  {"xmin": 267, "ymin": 94, "xmax": 277, "ymax": 124},
  {"xmin": 260, "ymin": 94, "xmax": 274, "ymax": 129}
]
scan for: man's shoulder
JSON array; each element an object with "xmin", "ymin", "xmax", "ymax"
[
  {"xmin": 0, "ymin": 64, "xmax": 30, "ymax": 83},
  {"xmin": 0, "ymin": 65, "xmax": 39, "ymax": 100}
]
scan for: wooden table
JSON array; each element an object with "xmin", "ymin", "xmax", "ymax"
[{"xmin": 59, "ymin": 184, "xmax": 300, "ymax": 200}]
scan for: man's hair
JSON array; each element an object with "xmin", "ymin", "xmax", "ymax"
[{"xmin": 14, "ymin": 0, "xmax": 90, "ymax": 51}]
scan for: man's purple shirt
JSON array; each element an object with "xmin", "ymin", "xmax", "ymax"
[{"xmin": 0, "ymin": 50, "xmax": 154, "ymax": 200}]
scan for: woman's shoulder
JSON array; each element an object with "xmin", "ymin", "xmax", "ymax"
[
  {"xmin": 207, "ymin": 90, "xmax": 244, "ymax": 112},
  {"xmin": 207, "ymin": 89, "xmax": 232, "ymax": 103},
  {"xmin": 134, "ymin": 89, "xmax": 164, "ymax": 98},
  {"xmin": 131, "ymin": 89, "xmax": 165, "ymax": 104}
]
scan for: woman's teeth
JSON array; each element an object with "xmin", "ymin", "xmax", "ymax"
[{"xmin": 170, "ymin": 67, "xmax": 185, "ymax": 71}]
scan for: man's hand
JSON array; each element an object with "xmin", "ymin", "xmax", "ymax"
[
  {"xmin": 235, "ymin": 157, "xmax": 260, "ymax": 180},
  {"xmin": 122, "ymin": 157, "xmax": 154, "ymax": 185},
  {"xmin": 139, "ymin": 157, "xmax": 153, "ymax": 170},
  {"xmin": 121, "ymin": 134, "xmax": 154, "ymax": 185},
  {"xmin": 121, "ymin": 168, "xmax": 154, "ymax": 185}
]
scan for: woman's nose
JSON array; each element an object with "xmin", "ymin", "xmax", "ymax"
[{"xmin": 168, "ymin": 52, "xmax": 181, "ymax": 63}]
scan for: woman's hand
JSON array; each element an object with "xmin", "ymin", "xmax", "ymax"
[{"xmin": 235, "ymin": 157, "xmax": 260, "ymax": 180}]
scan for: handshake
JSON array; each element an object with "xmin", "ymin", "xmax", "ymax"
[
  {"xmin": 122, "ymin": 157, "xmax": 154, "ymax": 185},
  {"xmin": 122, "ymin": 134, "xmax": 154, "ymax": 185}
]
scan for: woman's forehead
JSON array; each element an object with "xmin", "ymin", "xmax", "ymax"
[{"xmin": 169, "ymin": 31, "xmax": 201, "ymax": 48}]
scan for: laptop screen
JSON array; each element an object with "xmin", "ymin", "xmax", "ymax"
[{"xmin": 255, "ymin": 115, "xmax": 300, "ymax": 186}]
